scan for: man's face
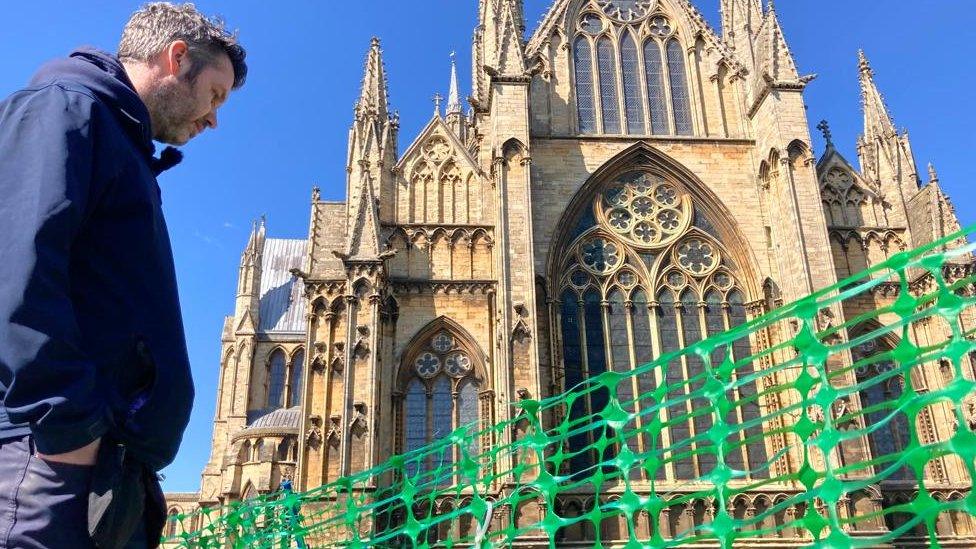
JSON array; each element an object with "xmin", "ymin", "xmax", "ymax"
[{"xmin": 148, "ymin": 48, "xmax": 235, "ymax": 146}]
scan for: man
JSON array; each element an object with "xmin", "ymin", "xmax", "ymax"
[{"xmin": 0, "ymin": 3, "xmax": 246, "ymax": 547}]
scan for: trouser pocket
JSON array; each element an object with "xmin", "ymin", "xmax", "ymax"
[{"xmin": 6, "ymin": 442, "xmax": 95, "ymax": 549}]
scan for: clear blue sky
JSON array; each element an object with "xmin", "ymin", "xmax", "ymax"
[{"xmin": 1, "ymin": 1, "xmax": 972, "ymax": 492}]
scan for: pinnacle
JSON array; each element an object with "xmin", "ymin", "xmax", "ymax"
[{"xmin": 858, "ymin": 49, "xmax": 873, "ymax": 77}]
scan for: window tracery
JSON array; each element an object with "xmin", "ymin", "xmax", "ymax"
[
  {"xmin": 554, "ymin": 168, "xmax": 768, "ymax": 481},
  {"xmin": 571, "ymin": 3, "xmax": 693, "ymax": 136},
  {"xmin": 400, "ymin": 329, "xmax": 482, "ymax": 478}
]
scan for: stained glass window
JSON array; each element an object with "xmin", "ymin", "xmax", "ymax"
[
  {"xmin": 854, "ymin": 343, "xmax": 911, "ymax": 480},
  {"xmin": 290, "ymin": 349, "xmax": 304, "ymax": 408},
  {"xmin": 400, "ymin": 328, "xmax": 482, "ymax": 479},
  {"xmin": 554, "ymin": 169, "xmax": 767, "ymax": 482},
  {"xmin": 268, "ymin": 349, "xmax": 286, "ymax": 409},
  {"xmin": 620, "ymin": 30, "xmax": 645, "ymax": 134},
  {"xmin": 458, "ymin": 381, "xmax": 479, "ymax": 457},
  {"xmin": 597, "ymin": 37, "xmax": 620, "ymax": 134},
  {"xmin": 574, "ymin": 37, "xmax": 597, "ymax": 134},
  {"xmin": 667, "ymin": 39, "xmax": 692, "ymax": 135},
  {"xmin": 404, "ymin": 380, "xmax": 427, "ymax": 477},
  {"xmin": 643, "ymin": 40, "xmax": 668, "ymax": 134}
]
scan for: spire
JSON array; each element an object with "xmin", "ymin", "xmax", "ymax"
[
  {"xmin": 447, "ymin": 52, "xmax": 462, "ymax": 115},
  {"xmin": 236, "ymin": 217, "xmax": 265, "ymax": 321},
  {"xmin": 347, "ymin": 38, "xmax": 399, "ymax": 228},
  {"xmin": 754, "ymin": 0, "xmax": 798, "ymax": 82},
  {"xmin": 355, "ymin": 37, "xmax": 389, "ymax": 122},
  {"xmin": 858, "ymin": 49, "xmax": 897, "ymax": 141},
  {"xmin": 855, "ymin": 50, "xmax": 920, "ymax": 196},
  {"xmin": 445, "ymin": 51, "xmax": 468, "ymax": 140},
  {"xmin": 496, "ymin": 0, "xmax": 526, "ymax": 77},
  {"xmin": 720, "ymin": 0, "xmax": 763, "ymax": 65}
]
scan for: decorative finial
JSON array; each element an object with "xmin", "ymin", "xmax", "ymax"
[
  {"xmin": 858, "ymin": 49, "xmax": 873, "ymax": 77},
  {"xmin": 259, "ymin": 214, "xmax": 267, "ymax": 229},
  {"xmin": 816, "ymin": 120, "xmax": 833, "ymax": 147},
  {"xmin": 370, "ymin": 36, "xmax": 381, "ymax": 48},
  {"xmin": 928, "ymin": 163, "xmax": 939, "ymax": 184},
  {"xmin": 312, "ymin": 186, "xmax": 321, "ymax": 202},
  {"xmin": 767, "ymin": 0, "xmax": 776, "ymax": 12},
  {"xmin": 432, "ymin": 93, "xmax": 443, "ymax": 116}
]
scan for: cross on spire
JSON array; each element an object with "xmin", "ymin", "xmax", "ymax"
[
  {"xmin": 817, "ymin": 120, "xmax": 833, "ymax": 146},
  {"xmin": 432, "ymin": 93, "xmax": 443, "ymax": 116}
]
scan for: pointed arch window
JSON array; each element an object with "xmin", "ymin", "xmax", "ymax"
[
  {"xmin": 398, "ymin": 328, "xmax": 484, "ymax": 480},
  {"xmin": 597, "ymin": 37, "xmax": 620, "ymax": 134},
  {"xmin": 666, "ymin": 39, "xmax": 692, "ymax": 135},
  {"xmin": 552, "ymin": 169, "xmax": 769, "ymax": 482},
  {"xmin": 619, "ymin": 30, "xmax": 645, "ymax": 134},
  {"xmin": 267, "ymin": 349, "xmax": 287, "ymax": 409},
  {"xmin": 853, "ymin": 340, "xmax": 912, "ymax": 480},
  {"xmin": 572, "ymin": 12, "xmax": 693, "ymax": 136},
  {"xmin": 289, "ymin": 349, "xmax": 305, "ymax": 408},
  {"xmin": 573, "ymin": 37, "xmax": 597, "ymax": 134}
]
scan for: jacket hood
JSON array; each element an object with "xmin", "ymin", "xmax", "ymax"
[{"xmin": 31, "ymin": 47, "xmax": 155, "ymax": 155}]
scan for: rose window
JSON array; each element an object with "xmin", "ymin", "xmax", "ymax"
[
  {"xmin": 598, "ymin": 172, "xmax": 690, "ymax": 250},
  {"xmin": 632, "ymin": 197, "xmax": 654, "ymax": 218},
  {"xmin": 444, "ymin": 353, "xmax": 472, "ymax": 377},
  {"xmin": 415, "ymin": 353, "xmax": 442, "ymax": 378},
  {"xmin": 431, "ymin": 332, "xmax": 454, "ymax": 353},
  {"xmin": 654, "ymin": 184, "xmax": 678, "ymax": 206},
  {"xmin": 581, "ymin": 237, "xmax": 622, "ymax": 274},
  {"xmin": 608, "ymin": 209, "xmax": 633, "ymax": 231},
  {"xmin": 676, "ymin": 239, "xmax": 719, "ymax": 275},
  {"xmin": 657, "ymin": 209, "xmax": 680, "ymax": 231}
]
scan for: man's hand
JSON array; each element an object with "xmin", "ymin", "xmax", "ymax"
[{"xmin": 36, "ymin": 438, "xmax": 101, "ymax": 466}]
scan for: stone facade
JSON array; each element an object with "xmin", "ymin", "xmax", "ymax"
[{"xmin": 166, "ymin": 0, "xmax": 976, "ymax": 545}]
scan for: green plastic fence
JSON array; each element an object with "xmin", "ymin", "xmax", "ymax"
[{"xmin": 165, "ymin": 226, "xmax": 976, "ymax": 548}]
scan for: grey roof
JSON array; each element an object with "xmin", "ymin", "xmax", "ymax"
[
  {"xmin": 245, "ymin": 406, "xmax": 302, "ymax": 431},
  {"xmin": 258, "ymin": 239, "xmax": 308, "ymax": 333}
]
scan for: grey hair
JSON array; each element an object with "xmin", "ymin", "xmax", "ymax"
[{"xmin": 119, "ymin": 2, "xmax": 247, "ymax": 89}]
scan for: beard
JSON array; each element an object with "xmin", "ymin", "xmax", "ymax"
[{"xmin": 145, "ymin": 76, "xmax": 199, "ymax": 145}]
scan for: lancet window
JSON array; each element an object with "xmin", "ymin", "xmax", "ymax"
[
  {"xmin": 572, "ymin": 3, "xmax": 693, "ymax": 136},
  {"xmin": 398, "ymin": 328, "xmax": 483, "ymax": 479},
  {"xmin": 265, "ymin": 347, "xmax": 305, "ymax": 412},
  {"xmin": 852, "ymin": 340, "xmax": 911, "ymax": 480},
  {"xmin": 553, "ymin": 169, "xmax": 768, "ymax": 481}
]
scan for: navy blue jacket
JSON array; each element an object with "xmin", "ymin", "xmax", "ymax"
[{"xmin": 0, "ymin": 48, "xmax": 194, "ymax": 471}]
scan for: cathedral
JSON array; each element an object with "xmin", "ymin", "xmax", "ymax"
[{"xmin": 164, "ymin": 0, "xmax": 976, "ymax": 545}]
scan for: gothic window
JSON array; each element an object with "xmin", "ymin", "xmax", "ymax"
[
  {"xmin": 267, "ymin": 349, "xmax": 287, "ymax": 409},
  {"xmin": 574, "ymin": 36, "xmax": 597, "ymax": 134},
  {"xmin": 289, "ymin": 349, "xmax": 305, "ymax": 408},
  {"xmin": 553, "ymin": 168, "xmax": 768, "ymax": 481},
  {"xmin": 597, "ymin": 37, "xmax": 621, "ymax": 134},
  {"xmin": 853, "ymin": 340, "xmax": 911, "ymax": 480},
  {"xmin": 619, "ymin": 30, "xmax": 645, "ymax": 134},
  {"xmin": 643, "ymin": 39, "xmax": 668, "ymax": 134},
  {"xmin": 399, "ymin": 328, "xmax": 483, "ymax": 480},
  {"xmin": 666, "ymin": 39, "xmax": 692, "ymax": 135},
  {"xmin": 572, "ymin": 7, "xmax": 692, "ymax": 136}
]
